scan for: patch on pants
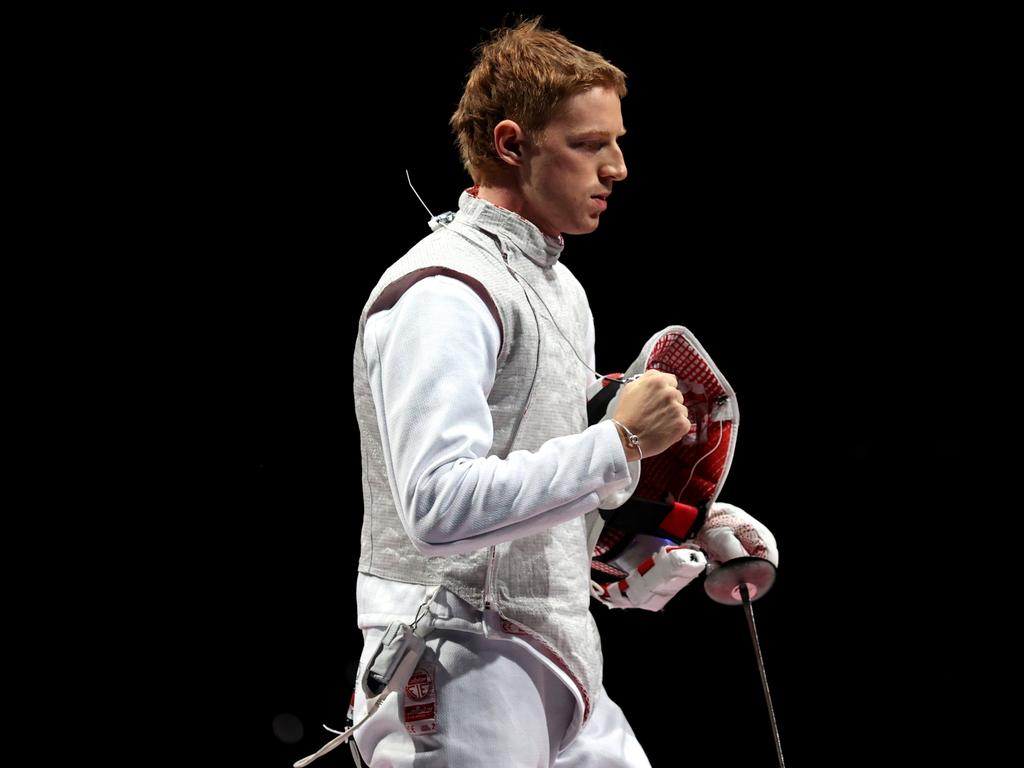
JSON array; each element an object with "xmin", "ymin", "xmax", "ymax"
[{"xmin": 403, "ymin": 660, "xmax": 437, "ymax": 735}]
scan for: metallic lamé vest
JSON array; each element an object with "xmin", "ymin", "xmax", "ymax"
[{"xmin": 353, "ymin": 191, "xmax": 603, "ymax": 713}]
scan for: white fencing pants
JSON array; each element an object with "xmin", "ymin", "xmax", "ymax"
[{"xmin": 352, "ymin": 627, "xmax": 651, "ymax": 768}]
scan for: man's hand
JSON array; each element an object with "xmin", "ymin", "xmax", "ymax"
[
  {"xmin": 696, "ymin": 502, "xmax": 778, "ymax": 567},
  {"xmin": 610, "ymin": 370, "xmax": 690, "ymax": 458}
]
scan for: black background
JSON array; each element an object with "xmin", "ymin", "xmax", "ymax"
[{"xmin": 160, "ymin": 8, "xmax": 986, "ymax": 766}]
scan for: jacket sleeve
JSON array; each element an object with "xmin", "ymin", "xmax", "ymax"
[{"xmin": 363, "ymin": 275, "xmax": 631, "ymax": 556}]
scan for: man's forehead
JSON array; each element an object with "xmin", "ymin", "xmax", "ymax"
[{"xmin": 551, "ymin": 88, "xmax": 625, "ymax": 133}]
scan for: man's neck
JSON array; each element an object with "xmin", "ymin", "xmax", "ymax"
[
  {"xmin": 476, "ymin": 183, "xmax": 556, "ymax": 237},
  {"xmin": 476, "ymin": 183, "xmax": 522, "ymax": 215}
]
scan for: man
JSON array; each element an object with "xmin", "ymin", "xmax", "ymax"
[{"xmin": 337, "ymin": 18, "xmax": 773, "ymax": 768}]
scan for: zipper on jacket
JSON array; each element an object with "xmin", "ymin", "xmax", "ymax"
[{"xmin": 483, "ymin": 545, "xmax": 497, "ymax": 610}]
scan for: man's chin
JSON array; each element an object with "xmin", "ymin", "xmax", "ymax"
[{"xmin": 563, "ymin": 220, "xmax": 600, "ymax": 236}]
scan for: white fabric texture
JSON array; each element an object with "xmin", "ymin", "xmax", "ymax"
[
  {"xmin": 354, "ymin": 191, "xmax": 637, "ymax": 712},
  {"xmin": 363, "ymin": 275, "xmax": 634, "ymax": 556},
  {"xmin": 583, "ymin": 376, "xmax": 641, "ymax": 511},
  {"xmin": 356, "ymin": 578, "xmax": 588, "ymax": 740},
  {"xmin": 352, "ymin": 624, "xmax": 651, "ymax": 768}
]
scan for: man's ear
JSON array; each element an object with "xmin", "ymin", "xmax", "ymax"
[{"xmin": 493, "ymin": 119, "xmax": 526, "ymax": 167}]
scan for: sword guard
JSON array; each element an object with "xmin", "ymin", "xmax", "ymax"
[{"xmin": 704, "ymin": 556, "xmax": 777, "ymax": 605}]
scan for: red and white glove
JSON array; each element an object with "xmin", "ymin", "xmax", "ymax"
[
  {"xmin": 695, "ymin": 502, "xmax": 778, "ymax": 569},
  {"xmin": 591, "ymin": 543, "xmax": 707, "ymax": 611}
]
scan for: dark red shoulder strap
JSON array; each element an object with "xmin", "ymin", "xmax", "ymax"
[{"xmin": 367, "ymin": 267, "xmax": 503, "ymax": 349}]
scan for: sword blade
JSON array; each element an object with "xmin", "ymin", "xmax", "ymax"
[{"xmin": 739, "ymin": 583, "xmax": 785, "ymax": 768}]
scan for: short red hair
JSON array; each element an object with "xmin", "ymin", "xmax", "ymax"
[{"xmin": 450, "ymin": 17, "xmax": 628, "ymax": 183}]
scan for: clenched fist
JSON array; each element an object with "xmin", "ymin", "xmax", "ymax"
[{"xmin": 610, "ymin": 370, "xmax": 690, "ymax": 458}]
